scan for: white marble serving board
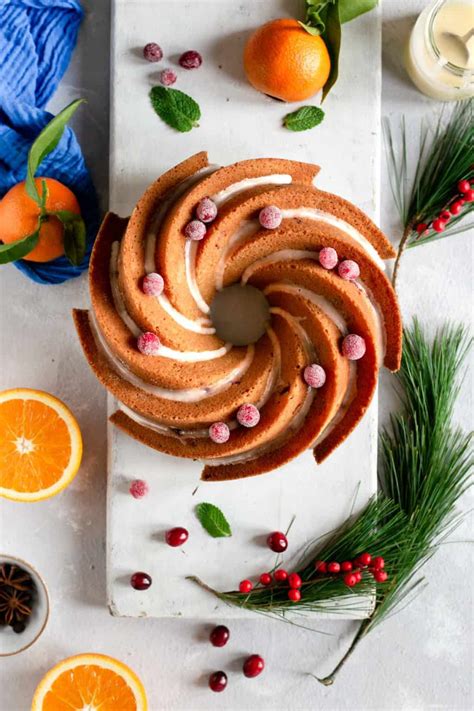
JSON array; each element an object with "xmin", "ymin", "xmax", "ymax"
[{"xmin": 107, "ymin": 0, "xmax": 381, "ymax": 619}]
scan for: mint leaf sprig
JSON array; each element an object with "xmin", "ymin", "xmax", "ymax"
[
  {"xmin": 195, "ymin": 502, "xmax": 232, "ymax": 538},
  {"xmin": 0, "ymin": 99, "xmax": 87, "ymax": 267},
  {"xmin": 150, "ymin": 86, "xmax": 201, "ymax": 132},
  {"xmin": 284, "ymin": 106, "xmax": 325, "ymax": 132}
]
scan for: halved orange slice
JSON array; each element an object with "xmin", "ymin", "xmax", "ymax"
[
  {"xmin": 31, "ymin": 653, "xmax": 148, "ymax": 710},
  {"xmin": 0, "ymin": 388, "xmax": 83, "ymax": 502}
]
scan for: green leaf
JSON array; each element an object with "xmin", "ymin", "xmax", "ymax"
[
  {"xmin": 149, "ymin": 87, "xmax": 201, "ymax": 133},
  {"xmin": 321, "ymin": 1, "xmax": 341, "ymax": 102},
  {"xmin": 26, "ymin": 99, "xmax": 85, "ymax": 205},
  {"xmin": 195, "ymin": 502, "xmax": 232, "ymax": 538},
  {"xmin": 54, "ymin": 210, "xmax": 86, "ymax": 266},
  {"xmin": 0, "ymin": 229, "xmax": 40, "ymax": 264},
  {"xmin": 283, "ymin": 106, "xmax": 325, "ymax": 131},
  {"xmin": 339, "ymin": 0, "xmax": 378, "ymax": 24}
]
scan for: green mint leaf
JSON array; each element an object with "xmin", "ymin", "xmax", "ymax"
[
  {"xmin": 339, "ymin": 0, "xmax": 378, "ymax": 24},
  {"xmin": 284, "ymin": 106, "xmax": 325, "ymax": 131},
  {"xmin": 54, "ymin": 210, "xmax": 86, "ymax": 266},
  {"xmin": 26, "ymin": 99, "xmax": 85, "ymax": 205},
  {"xmin": 195, "ymin": 502, "xmax": 232, "ymax": 538},
  {"xmin": 149, "ymin": 86, "xmax": 201, "ymax": 133},
  {"xmin": 0, "ymin": 229, "xmax": 40, "ymax": 264}
]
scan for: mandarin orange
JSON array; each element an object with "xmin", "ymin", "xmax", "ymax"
[{"xmin": 243, "ymin": 18, "xmax": 331, "ymax": 102}]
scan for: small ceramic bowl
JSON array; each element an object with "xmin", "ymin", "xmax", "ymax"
[{"xmin": 0, "ymin": 555, "xmax": 49, "ymax": 657}]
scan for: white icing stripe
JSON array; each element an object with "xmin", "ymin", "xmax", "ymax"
[
  {"xmin": 354, "ymin": 279, "xmax": 386, "ymax": 364},
  {"xmin": 264, "ymin": 282, "xmax": 348, "ymax": 335},
  {"xmin": 211, "ymin": 174, "xmax": 292, "ymax": 206},
  {"xmin": 157, "ymin": 293, "xmax": 215, "ymax": 334},
  {"xmin": 215, "ymin": 220, "xmax": 259, "ymax": 291},
  {"xmin": 241, "ymin": 249, "xmax": 319, "ymax": 284},
  {"xmin": 158, "ymin": 341, "xmax": 231, "ymax": 362},
  {"xmin": 185, "ymin": 239, "xmax": 211, "ymax": 314},
  {"xmin": 89, "ymin": 312, "xmax": 255, "ymax": 403},
  {"xmin": 280, "ymin": 208, "xmax": 386, "ymax": 271}
]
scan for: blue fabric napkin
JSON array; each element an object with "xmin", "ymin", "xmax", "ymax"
[{"xmin": 0, "ymin": 0, "xmax": 100, "ymax": 284}]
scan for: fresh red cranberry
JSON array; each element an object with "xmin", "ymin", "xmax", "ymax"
[
  {"xmin": 288, "ymin": 588, "xmax": 301, "ymax": 602},
  {"xmin": 373, "ymin": 569, "xmax": 388, "ymax": 583},
  {"xmin": 267, "ymin": 531, "xmax": 288, "ymax": 553},
  {"xmin": 165, "ymin": 527, "xmax": 189, "ymax": 547},
  {"xmin": 371, "ymin": 556, "xmax": 385, "ymax": 570},
  {"xmin": 243, "ymin": 654, "xmax": 265, "ymax": 678},
  {"xmin": 259, "ymin": 572, "xmax": 272, "ymax": 586},
  {"xmin": 239, "ymin": 579, "xmax": 253, "ymax": 594},
  {"xmin": 341, "ymin": 561, "xmax": 353, "ymax": 572},
  {"xmin": 327, "ymin": 561, "xmax": 341, "ymax": 574},
  {"xmin": 315, "ymin": 560, "xmax": 327, "ymax": 573},
  {"xmin": 344, "ymin": 573, "xmax": 358, "ymax": 587},
  {"xmin": 210, "ymin": 625, "xmax": 230, "ymax": 647},
  {"xmin": 130, "ymin": 572, "xmax": 152, "ymax": 590},
  {"xmin": 273, "ymin": 569, "xmax": 288, "ymax": 582},
  {"xmin": 179, "ymin": 50, "xmax": 202, "ymax": 69},
  {"xmin": 143, "ymin": 42, "xmax": 163, "ymax": 62},
  {"xmin": 209, "ymin": 671, "xmax": 227, "ymax": 692},
  {"xmin": 288, "ymin": 572, "xmax": 302, "ymax": 589}
]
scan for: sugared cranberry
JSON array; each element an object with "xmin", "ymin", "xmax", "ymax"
[
  {"xmin": 137, "ymin": 332, "xmax": 161, "ymax": 355},
  {"xmin": 209, "ymin": 671, "xmax": 227, "ymax": 692},
  {"xmin": 143, "ymin": 42, "xmax": 163, "ymax": 62},
  {"xmin": 184, "ymin": 219, "xmax": 206, "ymax": 241},
  {"xmin": 165, "ymin": 527, "xmax": 188, "ymax": 547},
  {"xmin": 243, "ymin": 654, "xmax": 265, "ymax": 678},
  {"xmin": 288, "ymin": 588, "xmax": 301, "ymax": 602},
  {"xmin": 342, "ymin": 334, "xmax": 366, "ymax": 360},
  {"xmin": 315, "ymin": 560, "xmax": 327, "ymax": 574},
  {"xmin": 239, "ymin": 579, "xmax": 253, "ymax": 594},
  {"xmin": 432, "ymin": 218, "xmax": 446, "ymax": 233},
  {"xmin": 259, "ymin": 205, "xmax": 282, "ymax": 229},
  {"xmin": 236, "ymin": 403, "xmax": 260, "ymax": 428},
  {"xmin": 130, "ymin": 572, "xmax": 152, "ymax": 590},
  {"xmin": 344, "ymin": 573, "xmax": 358, "ymax": 587},
  {"xmin": 196, "ymin": 197, "xmax": 218, "ymax": 223},
  {"xmin": 319, "ymin": 247, "xmax": 338, "ymax": 270},
  {"xmin": 303, "ymin": 364, "xmax": 326, "ymax": 388},
  {"xmin": 371, "ymin": 556, "xmax": 385, "ymax": 570},
  {"xmin": 274, "ymin": 569, "xmax": 288, "ymax": 582},
  {"xmin": 267, "ymin": 531, "xmax": 288, "ymax": 553},
  {"xmin": 210, "ymin": 625, "xmax": 230, "ymax": 647},
  {"xmin": 341, "ymin": 561, "xmax": 353, "ymax": 572},
  {"xmin": 160, "ymin": 68, "xmax": 177, "ymax": 86},
  {"xmin": 259, "ymin": 572, "xmax": 272, "ymax": 586},
  {"xmin": 327, "ymin": 562, "xmax": 341, "ymax": 574},
  {"xmin": 209, "ymin": 422, "xmax": 230, "ymax": 444},
  {"xmin": 357, "ymin": 552, "xmax": 372, "ymax": 567},
  {"xmin": 463, "ymin": 188, "xmax": 474, "ymax": 202},
  {"xmin": 458, "ymin": 179, "xmax": 471, "ymax": 193},
  {"xmin": 373, "ymin": 569, "xmax": 388, "ymax": 583},
  {"xmin": 288, "ymin": 572, "xmax": 302, "ymax": 589},
  {"xmin": 338, "ymin": 259, "xmax": 360, "ymax": 281},
  {"xmin": 129, "ymin": 479, "xmax": 149, "ymax": 499},
  {"xmin": 450, "ymin": 201, "xmax": 463, "ymax": 215},
  {"xmin": 142, "ymin": 272, "xmax": 164, "ymax": 296},
  {"xmin": 179, "ymin": 50, "xmax": 202, "ymax": 69}
]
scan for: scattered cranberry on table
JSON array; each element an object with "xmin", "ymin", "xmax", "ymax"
[
  {"xmin": 165, "ymin": 527, "xmax": 189, "ymax": 547},
  {"xmin": 243, "ymin": 654, "xmax": 265, "ymax": 678},
  {"xmin": 179, "ymin": 50, "xmax": 202, "ymax": 69},
  {"xmin": 143, "ymin": 42, "xmax": 163, "ymax": 62},
  {"xmin": 267, "ymin": 531, "xmax": 288, "ymax": 553},
  {"xmin": 129, "ymin": 479, "xmax": 149, "ymax": 499},
  {"xmin": 239, "ymin": 579, "xmax": 253, "ymax": 594},
  {"xmin": 259, "ymin": 572, "xmax": 272, "ymax": 586},
  {"xmin": 130, "ymin": 572, "xmax": 152, "ymax": 590},
  {"xmin": 210, "ymin": 625, "xmax": 230, "ymax": 647},
  {"xmin": 209, "ymin": 671, "xmax": 227, "ymax": 692},
  {"xmin": 160, "ymin": 68, "xmax": 177, "ymax": 86}
]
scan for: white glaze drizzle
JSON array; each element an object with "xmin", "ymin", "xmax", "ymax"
[
  {"xmin": 241, "ymin": 249, "xmax": 319, "ymax": 285},
  {"xmin": 211, "ymin": 174, "xmax": 292, "ymax": 206},
  {"xmin": 215, "ymin": 219, "xmax": 259, "ymax": 291},
  {"xmin": 263, "ymin": 282, "xmax": 348, "ymax": 335},
  {"xmin": 185, "ymin": 239, "xmax": 211, "ymax": 314}
]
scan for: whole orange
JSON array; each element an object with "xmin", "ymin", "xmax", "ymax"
[
  {"xmin": 0, "ymin": 177, "xmax": 81, "ymax": 262},
  {"xmin": 244, "ymin": 18, "xmax": 331, "ymax": 102}
]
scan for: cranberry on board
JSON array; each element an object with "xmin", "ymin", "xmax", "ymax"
[
  {"xmin": 165, "ymin": 527, "xmax": 189, "ymax": 547},
  {"xmin": 210, "ymin": 625, "xmax": 230, "ymax": 647},
  {"xmin": 130, "ymin": 572, "xmax": 152, "ymax": 590},
  {"xmin": 209, "ymin": 671, "xmax": 227, "ymax": 692},
  {"xmin": 243, "ymin": 654, "xmax": 265, "ymax": 678},
  {"xmin": 267, "ymin": 531, "xmax": 288, "ymax": 553}
]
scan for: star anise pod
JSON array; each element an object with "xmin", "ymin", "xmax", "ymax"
[
  {"xmin": 0, "ymin": 588, "xmax": 32, "ymax": 626},
  {"xmin": 0, "ymin": 563, "xmax": 33, "ymax": 592}
]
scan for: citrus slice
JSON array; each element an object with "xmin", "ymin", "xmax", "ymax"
[
  {"xmin": 31, "ymin": 653, "xmax": 148, "ymax": 711},
  {"xmin": 0, "ymin": 388, "xmax": 83, "ymax": 502}
]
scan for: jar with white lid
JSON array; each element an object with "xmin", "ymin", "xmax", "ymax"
[{"xmin": 405, "ymin": 0, "xmax": 474, "ymax": 100}]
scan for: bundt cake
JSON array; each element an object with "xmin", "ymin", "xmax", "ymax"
[{"xmin": 73, "ymin": 152, "xmax": 402, "ymax": 481}]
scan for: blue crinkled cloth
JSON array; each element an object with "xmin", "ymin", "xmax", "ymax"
[{"xmin": 0, "ymin": 0, "xmax": 100, "ymax": 284}]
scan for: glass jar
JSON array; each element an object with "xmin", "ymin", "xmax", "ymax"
[{"xmin": 405, "ymin": 0, "xmax": 474, "ymax": 101}]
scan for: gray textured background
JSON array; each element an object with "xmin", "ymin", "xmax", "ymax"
[{"xmin": 0, "ymin": 1, "xmax": 472, "ymax": 709}]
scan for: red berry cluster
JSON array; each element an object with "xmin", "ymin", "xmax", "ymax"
[
  {"xmin": 208, "ymin": 625, "xmax": 264, "ymax": 692},
  {"xmin": 315, "ymin": 552, "xmax": 387, "ymax": 587},
  {"xmin": 416, "ymin": 179, "xmax": 473, "ymax": 235}
]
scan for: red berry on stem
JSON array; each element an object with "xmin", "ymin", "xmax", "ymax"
[
  {"xmin": 209, "ymin": 671, "xmax": 227, "ymax": 692},
  {"xmin": 371, "ymin": 556, "xmax": 385, "ymax": 570},
  {"xmin": 267, "ymin": 531, "xmax": 288, "ymax": 553},
  {"xmin": 288, "ymin": 588, "xmax": 301, "ymax": 602},
  {"xmin": 259, "ymin": 572, "xmax": 272, "ymax": 586},
  {"xmin": 243, "ymin": 654, "xmax": 265, "ymax": 678},
  {"xmin": 358, "ymin": 552, "xmax": 372, "ymax": 567},
  {"xmin": 354, "ymin": 570, "xmax": 362, "ymax": 583},
  {"xmin": 210, "ymin": 625, "xmax": 230, "ymax": 647},
  {"xmin": 416, "ymin": 222, "xmax": 428, "ymax": 233},
  {"xmin": 327, "ymin": 561, "xmax": 341, "ymax": 574},
  {"xmin": 373, "ymin": 569, "xmax": 388, "ymax": 583},
  {"xmin": 344, "ymin": 573, "xmax": 358, "ymax": 587},
  {"xmin": 239, "ymin": 579, "xmax": 253, "ymax": 594},
  {"xmin": 315, "ymin": 560, "xmax": 327, "ymax": 574},
  {"xmin": 274, "ymin": 569, "xmax": 288, "ymax": 582},
  {"xmin": 433, "ymin": 218, "xmax": 446, "ymax": 232},
  {"xmin": 341, "ymin": 561, "xmax": 353, "ymax": 572},
  {"xmin": 458, "ymin": 179, "xmax": 471, "ymax": 194},
  {"xmin": 288, "ymin": 572, "xmax": 302, "ymax": 589},
  {"xmin": 463, "ymin": 188, "xmax": 474, "ymax": 202},
  {"xmin": 165, "ymin": 527, "xmax": 188, "ymax": 547},
  {"xmin": 439, "ymin": 210, "xmax": 451, "ymax": 222},
  {"xmin": 450, "ymin": 201, "xmax": 463, "ymax": 215},
  {"xmin": 130, "ymin": 572, "xmax": 152, "ymax": 590}
]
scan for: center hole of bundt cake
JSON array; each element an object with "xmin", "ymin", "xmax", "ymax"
[{"xmin": 210, "ymin": 284, "xmax": 270, "ymax": 346}]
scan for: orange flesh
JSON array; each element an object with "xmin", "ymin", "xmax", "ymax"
[{"xmin": 41, "ymin": 664, "xmax": 138, "ymax": 710}]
